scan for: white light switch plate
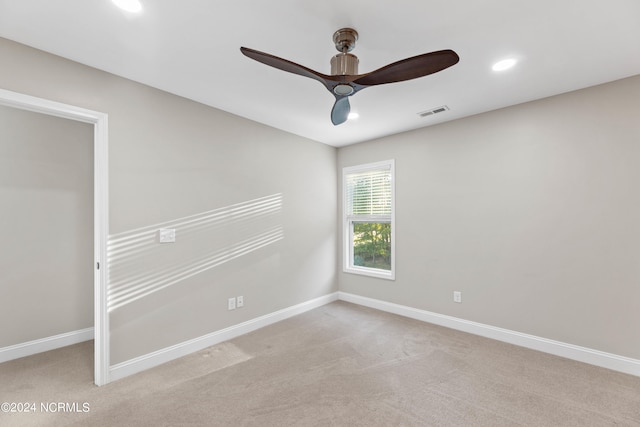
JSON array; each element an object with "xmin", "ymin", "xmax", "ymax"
[{"xmin": 158, "ymin": 228, "xmax": 176, "ymax": 243}]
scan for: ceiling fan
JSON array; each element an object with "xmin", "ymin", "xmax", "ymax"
[{"xmin": 240, "ymin": 28, "xmax": 459, "ymax": 126}]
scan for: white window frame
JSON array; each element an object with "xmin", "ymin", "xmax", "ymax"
[{"xmin": 343, "ymin": 159, "xmax": 395, "ymax": 280}]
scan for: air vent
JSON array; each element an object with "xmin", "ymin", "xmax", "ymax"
[{"xmin": 417, "ymin": 105, "xmax": 449, "ymax": 118}]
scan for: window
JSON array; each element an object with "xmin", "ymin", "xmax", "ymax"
[{"xmin": 343, "ymin": 159, "xmax": 395, "ymax": 280}]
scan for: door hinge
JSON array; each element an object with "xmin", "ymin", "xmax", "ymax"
[{"xmin": 97, "ymin": 262, "xmax": 100, "ymax": 270}]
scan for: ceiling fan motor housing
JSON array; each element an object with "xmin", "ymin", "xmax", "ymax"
[{"xmin": 331, "ymin": 53, "xmax": 359, "ymax": 76}]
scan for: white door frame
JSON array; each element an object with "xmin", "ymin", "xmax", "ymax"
[{"xmin": 0, "ymin": 88, "xmax": 109, "ymax": 386}]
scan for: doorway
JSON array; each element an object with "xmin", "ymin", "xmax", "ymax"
[{"xmin": 0, "ymin": 88, "xmax": 109, "ymax": 386}]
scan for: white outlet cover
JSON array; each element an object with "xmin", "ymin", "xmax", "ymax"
[
  {"xmin": 453, "ymin": 291, "xmax": 462, "ymax": 303},
  {"xmin": 158, "ymin": 228, "xmax": 176, "ymax": 243}
]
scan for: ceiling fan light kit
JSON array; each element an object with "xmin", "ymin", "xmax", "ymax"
[{"xmin": 241, "ymin": 28, "xmax": 459, "ymax": 126}]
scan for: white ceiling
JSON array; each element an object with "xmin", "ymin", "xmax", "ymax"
[{"xmin": 1, "ymin": 0, "xmax": 639, "ymax": 147}]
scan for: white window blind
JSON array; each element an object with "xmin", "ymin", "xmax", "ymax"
[{"xmin": 345, "ymin": 166, "xmax": 392, "ymax": 216}]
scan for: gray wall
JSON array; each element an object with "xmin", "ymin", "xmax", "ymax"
[
  {"xmin": 0, "ymin": 38, "xmax": 337, "ymax": 364},
  {"xmin": 0, "ymin": 105, "xmax": 93, "ymax": 347},
  {"xmin": 338, "ymin": 74, "xmax": 640, "ymax": 360}
]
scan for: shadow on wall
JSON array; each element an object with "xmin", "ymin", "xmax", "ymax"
[{"xmin": 107, "ymin": 194, "xmax": 284, "ymax": 312}]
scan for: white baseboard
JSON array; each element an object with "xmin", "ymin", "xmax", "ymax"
[
  {"xmin": 338, "ymin": 292, "xmax": 640, "ymax": 377},
  {"xmin": 0, "ymin": 328, "xmax": 94, "ymax": 364},
  {"xmin": 109, "ymin": 292, "xmax": 339, "ymax": 382}
]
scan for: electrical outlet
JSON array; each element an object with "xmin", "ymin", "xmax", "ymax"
[
  {"xmin": 453, "ymin": 291, "xmax": 462, "ymax": 303},
  {"xmin": 236, "ymin": 296, "xmax": 244, "ymax": 308},
  {"xmin": 228, "ymin": 297, "xmax": 236, "ymax": 310}
]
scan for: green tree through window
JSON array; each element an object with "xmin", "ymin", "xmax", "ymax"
[{"xmin": 353, "ymin": 222, "xmax": 391, "ymax": 270}]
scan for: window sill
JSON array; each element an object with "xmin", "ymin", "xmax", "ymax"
[{"xmin": 344, "ymin": 266, "xmax": 395, "ymax": 281}]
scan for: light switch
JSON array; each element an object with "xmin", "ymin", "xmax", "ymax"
[{"xmin": 158, "ymin": 228, "xmax": 176, "ymax": 243}]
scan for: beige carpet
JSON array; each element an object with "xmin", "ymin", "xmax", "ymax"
[{"xmin": 1, "ymin": 301, "xmax": 639, "ymax": 426}]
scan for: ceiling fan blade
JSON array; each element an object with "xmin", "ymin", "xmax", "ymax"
[
  {"xmin": 240, "ymin": 47, "xmax": 334, "ymax": 90},
  {"xmin": 331, "ymin": 96, "xmax": 350, "ymax": 126},
  {"xmin": 353, "ymin": 49, "xmax": 459, "ymax": 87}
]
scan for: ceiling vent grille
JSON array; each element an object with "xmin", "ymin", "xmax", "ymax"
[{"xmin": 417, "ymin": 105, "xmax": 449, "ymax": 118}]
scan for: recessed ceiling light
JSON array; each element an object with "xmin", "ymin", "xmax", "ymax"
[
  {"xmin": 112, "ymin": 0, "xmax": 143, "ymax": 13},
  {"xmin": 492, "ymin": 58, "xmax": 517, "ymax": 71},
  {"xmin": 348, "ymin": 112, "xmax": 359, "ymax": 120}
]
